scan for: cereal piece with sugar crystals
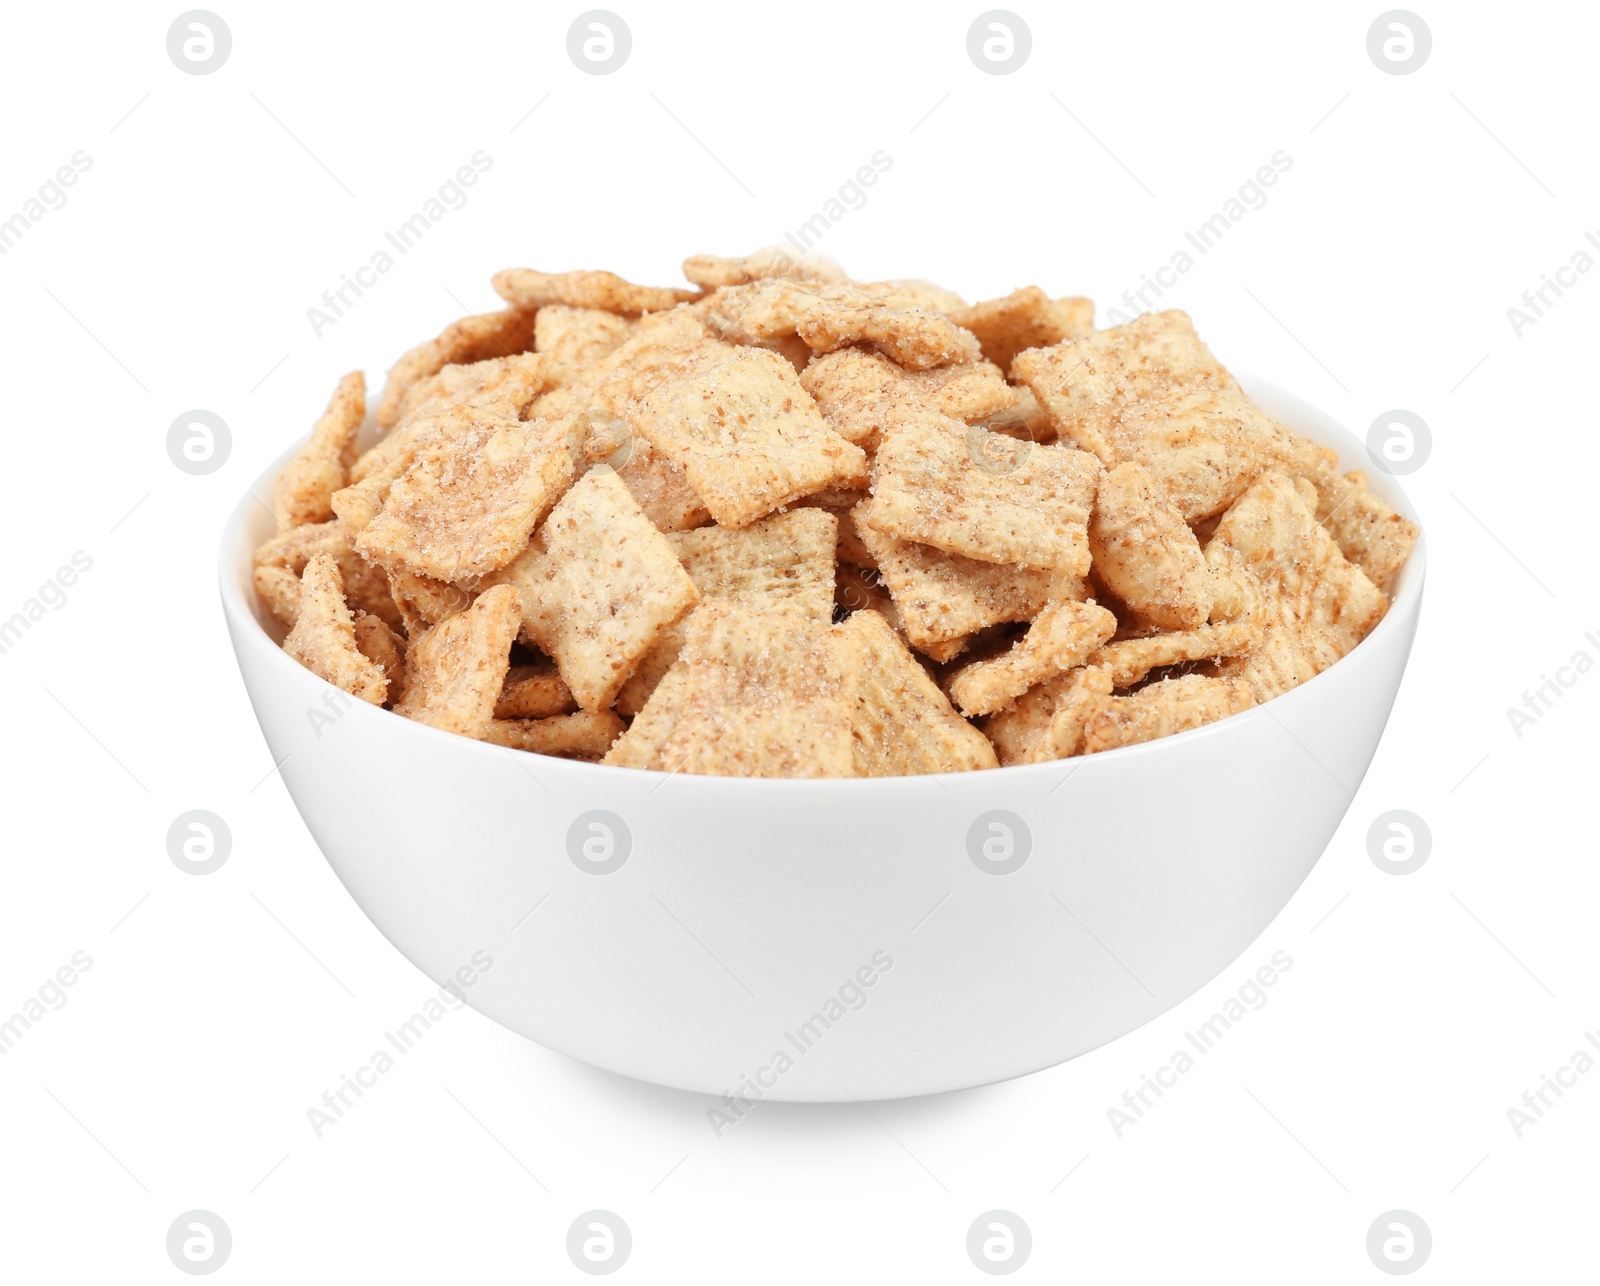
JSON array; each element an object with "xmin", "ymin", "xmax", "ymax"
[
  {"xmin": 276, "ymin": 372, "xmax": 366, "ymax": 530},
  {"xmin": 393, "ymin": 583, "xmax": 522, "ymax": 737},
  {"xmin": 377, "ymin": 308, "xmax": 537, "ymax": 428},
  {"xmin": 682, "ymin": 247, "xmax": 847, "ymax": 288},
  {"xmin": 491, "ymin": 268, "xmax": 698, "ymax": 316},
  {"xmin": 1089, "ymin": 620, "xmax": 1260, "ymax": 689},
  {"xmin": 836, "ymin": 609, "xmax": 997, "ymax": 776},
  {"xmin": 601, "ymin": 664, "xmax": 692, "ymax": 770},
  {"xmin": 616, "ymin": 509, "xmax": 837, "ymax": 714},
  {"xmin": 1206, "ymin": 471, "xmax": 1387, "ymax": 702},
  {"xmin": 1299, "ymin": 467, "xmax": 1418, "ymax": 589},
  {"xmin": 947, "ymin": 600, "xmax": 1118, "ymax": 717},
  {"xmin": 282, "ymin": 553, "xmax": 388, "ymax": 705},
  {"xmin": 1081, "ymin": 674, "xmax": 1256, "ymax": 754},
  {"xmin": 854, "ymin": 498, "xmax": 1081, "ymax": 652},
  {"xmin": 510, "ymin": 467, "xmax": 700, "ymax": 712},
  {"xmin": 1012, "ymin": 310, "xmax": 1335, "ymax": 520},
  {"xmin": 945, "ymin": 286, "xmax": 1094, "ymax": 375},
  {"xmin": 655, "ymin": 600, "xmax": 853, "ymax": 777},
  {"xmin": 1089, "ymin": 462, "xmax": 1213, "ymax": 629},
  {"xmin": 254, "ymin": 519, "xmax": 400, "ymax": 631},
  {"xmin": 869, "ymin": 412, "xmax": 1102, "ymax": 572},
  {"xmin": 534, "ymin": 306, "xmax": 637, "ymax": 387},
  {"xmin": 352, "ymin": 611, "xmax": 406, "ymax": 705},
  {"xmin": 630, "ymin": 346, "xmax": 867, "ymax": 528},
  {"xmin": 356, "ymin": 412, "xmax": 583, "ymax": 582},
  {"xmin": 485, "ymin": 710, "xmax": 625, "ymax": 759},
  {"xmin": 799, "ymin": 348, "xmax": 1016, "ymax": 449},
  {"xmin": 494, "ymin": 663, "xmax": 576, "ymax": 720}
]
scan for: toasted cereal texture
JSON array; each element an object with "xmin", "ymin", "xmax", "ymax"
[
  {"xmin": 799, "ymin": 348, "xmax": 1016, "ymax": 449},
  {"xmin": 704, "ymin": 280, "xmax": 981, "ymax": 369},
  {"xmin": 612, "ymin": 436, "xmax": 711, "ymax": 532},
  {"xmin": 854, "ymin": 498, "xmax": 1081, "ymax": 651},
  {"xmin": 793, "ymin": 300, "xmax": 981, "ymax": 371},
  {"xmin": 1012, "ymin": 311, "xmax": 1335, "ymax": 520},
  {"xmin": 534, "ymin": 306, "xmax": 637, "ymax": 386},
  {"xmin": 530, "ymin": 309, "xmax": 717, "ymax": 423},
  {"xmin": 682, "ymin": 247, "xmax": 847, "ymax": 288},
  {"xmin": 655, "ymin": 601, "xmax": 853, "ymax": 777},
  {"xmin": 1089, "ymin": 462, "xmax": 1214, "ymax": 629},
  {"xmin": 601, "ymin": 663, "xmax": 692, "ymax": 770},
  {"xmin": 1089, "ymin": 619, "xmax": 1260, "ymax": 689},
  {"xmin": 947, "ymin": 600, "xmax": 1118, "ymax": 717},
  {"xmin": 491, "ymin": 268, "xmax": 698, "ymax": 316},
  {"xmin": 1081, "ymin": 674, "xmax": 1256, "ymax": 753},
  {"xmin": 945, "ymin": 286, "xmax": 1094, "ymax": 375},
  {"xmin": 512, "ymin": 467, "xmax": 700, "ymax": 711},
  {"xmin": 1040, "ymin": 665, "xmax": 1117, "ymax": 759},
  {"xmin": 630, "ymin": 346, "xmax": 867, "ymax": 527},
  {"xmin": 352, "ymin": 611, "xmax": 407, "ymax": 705},
  {"xmin": 393, "ymin": 583, "xmax": 522, "ymax": 736},
  {"xmin": 377, "ymin": 308, "xmax": 537, "ymax": 428},
  {"xmin": 389, "ymin": 569, "xmax": 476, "ymax": 638},
  {"xmin": 1206, "ymin": 471, "xmax": 1388, "ymax": 702},
  {"xmin": 282, "ymin": 554, "xmax": 388, "ymax": 705},
  {"xmin": 336, "ymin": 410, "xmax": 480, "ymax": 528},
  {"xmin": 253, "ymin": 519, "xmax": 400, "ymax": 631},
  {"xmin": 980, "ymin": 676, "xmax": 1063, "ymax": 766},
  {"xmin": 1300, "ymin": 467, "xmax": 1419, "ymax": 588},
  {"xmin": 869, "ymin": 412, "xmax": 1102, "ymax": 572},
  {"xmin": 254, "ymin": 565, "xmax": 302, "ymax": 629},
  {"xmin": 616, "ymin": 510, "xmax": 836, "ymax": 713},
  {"xmin": 872, "ymin": 279, "xmax": 968, "ymax": 312},
  {"xmin": 485, "ymin": 710, "xmax": 625, "ymax": 759},
  {"xmin": 836, "ymin": 609, "xmax": 997, "ymax": 775},
  {"xmin": 276, "ymin": 372, "xmax": 366, "ymax": 530},
  {"xmin": 356, "ymin": 413, "xmax": 583, "ymax": 582},
  {"xmin": 494, "ymin": 663, "xmax": 577, "ymax": 720},
  {"xmin": 388, "ymin": 354, "xmax": 545, "ymax": 437}
]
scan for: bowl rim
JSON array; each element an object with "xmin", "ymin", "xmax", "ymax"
[{"xmin": 219, "ymin": 372, "xmax": 1426, "ymax": 787}]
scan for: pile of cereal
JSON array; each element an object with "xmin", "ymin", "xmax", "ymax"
[{"xmin": 255, "ymin": 250, "xmax": 1418, "ymax": 777}]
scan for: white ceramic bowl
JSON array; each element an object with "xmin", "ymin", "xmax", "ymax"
[{"xmin": 221, "ymin": 378, "xmax": 1423, "ymax": 1102}]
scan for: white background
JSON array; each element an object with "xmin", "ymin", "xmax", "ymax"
[{"xmin": 2, "ymin": 0, "xmax": 1596, "ymax": 1280}]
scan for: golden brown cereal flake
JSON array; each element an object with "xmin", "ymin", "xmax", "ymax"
[
  {"xmin": 1089, "ymin": 461, "xmax": 1213, "ymax": 629},
  {"xmin": 1089, "ymin": 619, "xmax": 1260, "ymax": 689},
  {"xmin": 388, "ymin": 569, "xmax": 477, "ymax": 638},
  {"xmin": 491, "ymin": 268, "xmax": 698, "ymax": 316},
  {"xmin": 389, "ymin": 354, "xmax": 546, "ymax": 433},
  {"xmin": 601, "ymin": 663, "xmax": 693, "ymax": 769},
  {"xmin": 276, "ymin": 371, "xmax": 366, "ymax": 530},
  {"xmin": 869, "ymin": 412, "xmax": 1102, "ymax": 572},
  {"xmin": 682, "ymin": 246, "xmax": 847, "ymax": 288},
  {"xmin": 655, "ymin": 601, "xmax": 853, "ymax": 778},
  {"xmin": 253, "ymin": 519, "xmax": 400, "ymax": 631},
  {"xmin": 534, "ymin": 306, "xmax": 638, "ymax": 387},
  {"xmin": 947, "ymin": 600, "xmax": 1117, "ymax": 717},
  {"xmin": 611, "ymin": 436, "xmax": 711, "ymax": 533},
  {"xmin": 945, "ymin": 286, "xmax": 1094, "ymax": 375},
  {"xmin": 356, "ymin": 412, "xmax": 584, "ymax": 582},
  {"xmin": 393, "ymin": 583, "xmax": 522, "ymax": 737},
  {"xmin": 1012, "ymin": 310, "xmax": 1335, "ymax": 520},
  {"xmin": 1081, "ymin": 674, "xmax": 1256, "ymax": 754},
  {"xmin": 703, "ymin": 280, "xmax": 981, "ymax": 370},
  {"xmin": 616, "ymin": 510, "xmax": 837, "ymax": 714},
  {"xmin": 1206, "ymin": 471, "xmax": 1388, "ymax": 702},
  {"xmin": 282, "ymin": 553, "xmax": 388, "ymax": 705},
  {"xmin": 511, "ymin": 467, "xmax": 700, "ymax": 712},
  {"xmin": 836, "ymin": 609, "xmax": 997, "ymax": 775},
  {"xmin": 377, "ymin": 308, "xmax": 537, "ymax": 429},
  {"xmin": 495, "ymin": 663, "xmax": 577, "ymax": 720},
  {"xmin": 854, "ymin": 498, "xmax": 1081, "ymax": 652},
  {"xmin": 485, "ymin": 710, "xmax": 625, "ymax": 759},
  {"xmin": 352, "ymin": 611, "xmax": 407, "ymax": 706},
  {"xmin": 629, "ymin": 345, "xmax": 867, "ymax": 528},
  {"xmin": 1299, "ymin": 467, "xmax": 1419, "ymax": 589},
  {"xmin": 799, "ymin": 348, "xmax": 1016, "ymax": 450}
]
